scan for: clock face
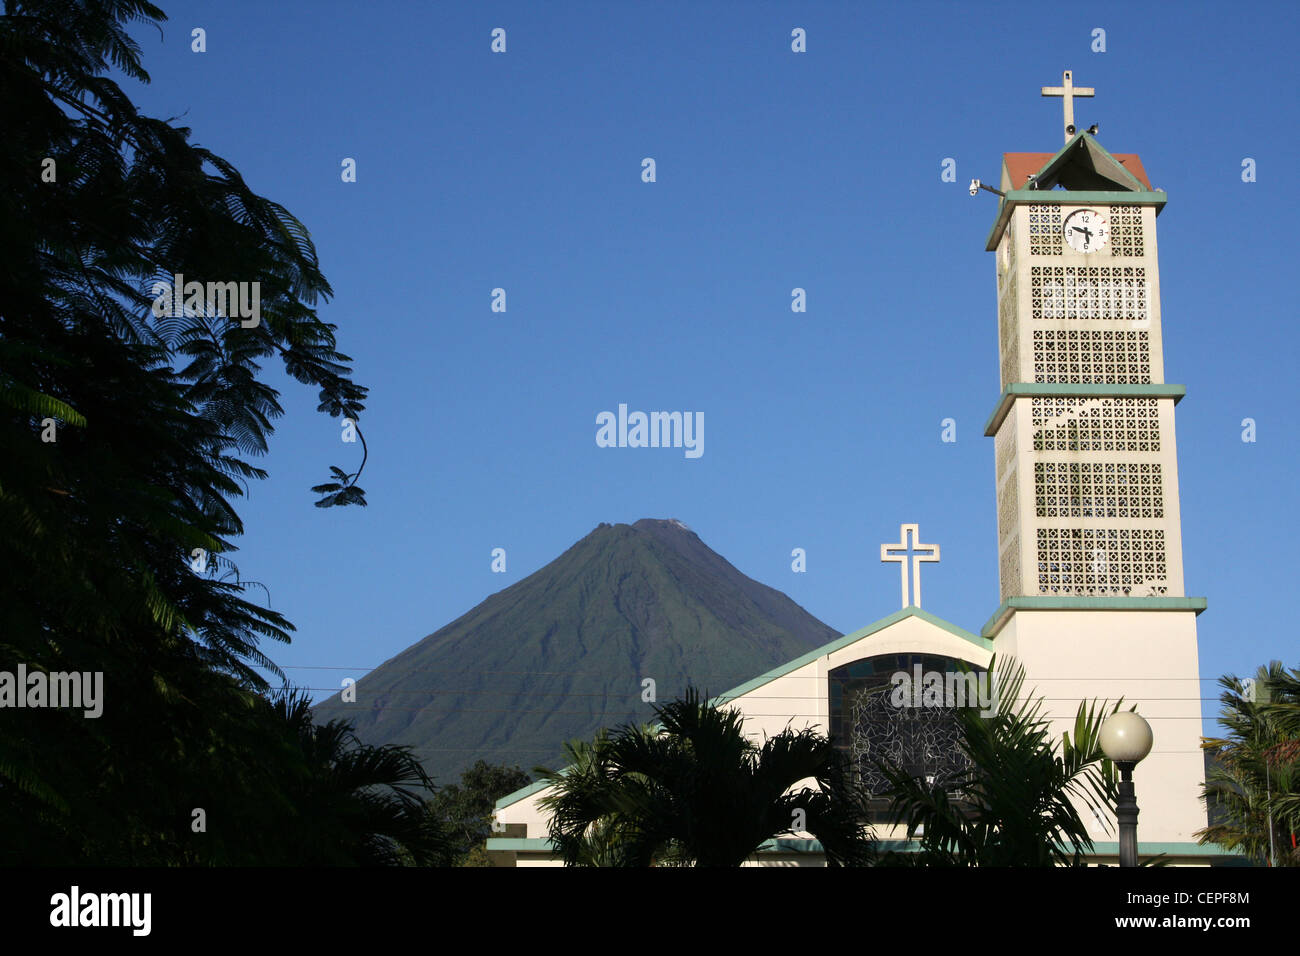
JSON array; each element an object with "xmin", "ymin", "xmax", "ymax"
[{"xmin": 1063, "ymin": 208, "xmax": 1109, "ymax": 253}]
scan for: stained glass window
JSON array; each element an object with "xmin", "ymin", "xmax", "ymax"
[{"xmin": 828, "ymin": 654, "xmax": 985, "ymax": 818}]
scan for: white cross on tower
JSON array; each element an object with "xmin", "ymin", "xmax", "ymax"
[
  {"xmin": 881, "ymin": 523, "xmax": 940, "ymax": 609},
  {"xmin": 1041, "ymin": 69, "xmax": 1095, "ymax": 144}
]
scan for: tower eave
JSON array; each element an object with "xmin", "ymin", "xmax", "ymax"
[
  {"xmin": 985, "ymin": 189, "xmax": 1168, "ymax": 251},
  {"xmin": 982, "ymin": 384, "xmax": 1186, "ymax": 437},
  {"xmin": 981, "ymin": 597, "xmax": 1208, "ymax": 640}
]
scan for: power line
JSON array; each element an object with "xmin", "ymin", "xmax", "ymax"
[
  {"xmin": 305, "ymin": 687, "xmax": 1230, "ymax": 703},
  {"xmin": 266, "ymin": 662, "xmax": 1251, "ymax": 683},
  {"xmin": 314, "ymin": 702, "xmax": 1218, "ymax": 718}
]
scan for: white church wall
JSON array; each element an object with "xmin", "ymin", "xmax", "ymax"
[
  {"xmin": 495, "ymin": 785, "xmax": 557, "ymax": 839},
  {"xmin": 994, "ymin": 608, "xmax": 1206, "ymax": 844}
]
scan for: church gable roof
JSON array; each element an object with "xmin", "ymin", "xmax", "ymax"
[
  {"xmin": 1001, "ymin": 132, "xmax": 1152, "ymax": 192},
  {"xmin": 711, "ymin": 606, "xmax": 990, "ymax": 707},
  {"xmin": 494, "ymin": 607, "xmax": 987, "ymax": 811}
]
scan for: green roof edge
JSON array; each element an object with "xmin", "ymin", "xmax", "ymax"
[
  {"xmin": 709, "ymin": 606, "xmax": 991, "ymax": 707},
  {"xmin": 1033, "ymin": 132, "xmax": 1148, "ymax": 193},
  {"xmin": 983, "ymin": 384, "xmax": 1186, "ymax": 437},
  {"xmin": 982, "ymin": 596, "xmax": 1208, "ymax": 638},
  {"xmin": 494, "ymin": 778, "xmax": 554, "ymax": 810}
]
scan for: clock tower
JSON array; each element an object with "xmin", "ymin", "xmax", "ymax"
[{"xmin": 980, "ymin": 72, "xmax": 1208, "ymax": 851}]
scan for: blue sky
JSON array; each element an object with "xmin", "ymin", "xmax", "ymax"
[{"xmin": 121, "ymin": 1, "xmax": 1298, "ymax": 738}]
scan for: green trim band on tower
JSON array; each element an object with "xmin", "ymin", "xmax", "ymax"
[
  {"xmin": 1007, "ymin": 189, "xmax": 1168, "ymax": 205},
  {"xmin": 983, "ymin": 383, "xmax": 1186, "ymax": 436},
  {"xmin": 982, "ymin": 596, "xmax": 1208, "ymax": 639},
  {"xmin": 984, "ymin": 190, "xmax": 1168, "ymax": 250}
]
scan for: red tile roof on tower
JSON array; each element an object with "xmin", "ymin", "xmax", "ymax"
[{"xmin": 1002, "ymin": 151, "xmax": 1152, "ymax": 190}]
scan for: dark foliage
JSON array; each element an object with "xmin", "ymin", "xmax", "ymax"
[{"xmin": 0, "ymin": 0, "xmax": 440, "ymax": 864}]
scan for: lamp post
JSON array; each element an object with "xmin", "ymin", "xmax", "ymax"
[{"xmin": 1100, "ymin": 712, "xmax": 1154, "ymax": 868}]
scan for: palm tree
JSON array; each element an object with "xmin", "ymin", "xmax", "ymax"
[
  {"xmin": 875, "ymin": 657, "xmax": 1120, "ymax": 867},
  {"xmin": 536, "ymin": 732, "xmax": 652, "ymax": 867},
  {"xmin": 536, "ymin": 689, "xmax": 874, "ymax": 867},
  {"xmin": 1198, "ymin": 663, "xmax": 1300, "ymax": 866},
  {"xmin": 269, "ymin": 693, "xmax": 454, "ymax": 866},
  {"xmin": 1259, "ymin": 664, "xmax": 1300, "ymax": 861}
]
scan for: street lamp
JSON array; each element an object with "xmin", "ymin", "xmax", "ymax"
[{"xmin": 1099, "ymin": 711, "xmax": 1154, "ymax": 867}]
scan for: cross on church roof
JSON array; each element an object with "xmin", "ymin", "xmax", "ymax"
[
  {"xmin": 880, "ymin": 523, "xmax": 939, "ymax": 609},
  {"xmin": 1041, "ymin": 70, "xmax": 1095, "ymax": 144}
]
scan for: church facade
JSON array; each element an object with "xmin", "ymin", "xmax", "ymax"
[{"xmin": 487, "ymin": 74, "xmax": 1227, "ymax": 867}]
